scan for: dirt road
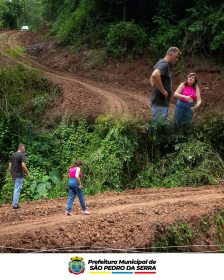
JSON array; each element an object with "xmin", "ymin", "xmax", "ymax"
[
  {"xmin": 0, "ymin": 31, "xmax": 151, "ymax": 120},
  {"xmin": 1, "ymin": 31, "xmax": 224, "ymax": 120},
  {"xmin": 0, "ymin": 185, "xmax": 224, "ymax": 252}
]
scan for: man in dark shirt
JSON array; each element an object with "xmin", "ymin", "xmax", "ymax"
[
  {"xmin": 150, "ymin": 47, "xmax": 181, "ymax": 125},
  {"xmin": 9, "ymin": 144, "xmax": 30, "ymax": 209}
]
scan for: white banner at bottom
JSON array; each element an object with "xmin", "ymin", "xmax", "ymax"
[{"xmin": 0, "ymin": 253, "xmax": 223, "ymax": 280}]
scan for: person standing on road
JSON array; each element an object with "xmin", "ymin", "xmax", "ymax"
[
  {"xmin": 8, "ymin": 143, "xmax": 30, "ymax": 209},
  {"xmin": 174, "ymin": 72, "xmax": 201, "ymax": 129},
  {"xmin": 65, "ymin": 160, "xmax": 90, "ymax": 216},
  {"xmin": 150, "ymin": 46, "xmax": 181, "ymax": 126}
]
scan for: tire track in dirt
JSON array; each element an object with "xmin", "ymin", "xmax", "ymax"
[
  {"xmin": 8, "ymin": 31, "xmax": 176, "ymax": 117},
  {"xmin": 0, "ymin": 186, "xmax": 224, "ymax": 251},
  {"xmin": 9, "ymin": 32, "xmax": 151, "ymax": 117},
  {"xmin": 0, "ymin": 185, "xmax": 221, "ymax": 220},
  {"xmin": 0, "ymin": 187, "xmax": 223, "ymax": 237},
  {"xmin": 1, "ymin": 31, "xmax": 152, "ymax": 118},
  {"xmin": 0, "ymin": 31, "xmax": 128, "ymax": 116}
]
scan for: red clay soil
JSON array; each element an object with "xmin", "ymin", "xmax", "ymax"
[
  {"xmin": 0, "ymin": 185, "xmax": 224, "ymax": 253},
  {"xmin": 17, "ymin": 31, "xmax": 224, "ymax": 118},
  {"xmin": 1, "ymin": 31, "xmax": 224, "ymax": 121},
  {"xmin": 0, "ymin": 31, "xmax": 149, "ymax": 120}
]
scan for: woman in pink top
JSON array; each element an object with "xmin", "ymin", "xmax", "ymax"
[
  {"xmin": 65, "ymin": 160, "xmax": 90, "ymax": 216},
  {"xmin": 174, "ymin": 73, "xmax": 201, "ymax": 128}
]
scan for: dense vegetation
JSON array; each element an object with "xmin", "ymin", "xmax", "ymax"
[
  {"xmin": 0, "ymin": 66, "xmax": 61, "ymax": 197},
  {"xmin": 0, "ymin": 67, "xmax": 223, "ymax": 205},
  {"xmin": 41, "ymin": 0, "xmax": 224, "ymax": 58},
  {"xmin": 0, "ymin": 0, "xmax": 224, "ymax": 59},
  {"xmin": 0, "ymin": 1, "xmax": 224, "ymax": 205},
  {"xmin": 152, "ymin": 210, "xmax": 224, "ymax": 252},
  {"xmin": 0, "ymin": 0, "xmax": 43, "ymax": 31}
]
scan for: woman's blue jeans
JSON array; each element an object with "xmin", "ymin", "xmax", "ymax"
[
  {"xmin": 66, "ymin": 178, "xmax": 87, "ymax": 212},
  {"xmin": 174, "ymin": 100, "xmax": 193, "ymax": 129}
]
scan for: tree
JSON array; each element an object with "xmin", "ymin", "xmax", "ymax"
[
  {"xmin": 3, "ymin": 0, "xmax": 22, "ymax": 28},
  {"xmin": 0, "ymin": 0, "xmax": 9, "ymax": 28}
]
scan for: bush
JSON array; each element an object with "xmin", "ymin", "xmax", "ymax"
[
  {"xmin": 149, "ymin": 16, "xmax": 182, "ymax": 56},
  {"xmin": 0, "ymin": 66, "xmax": 60, "ymax": 122},
  {"xmin": 136, "ymin": 140, "xmax": 224, "ymax": 188},
  {"xmin": 52, "ymin": 0, "xmax": 101, "ymax": 48},
  {"xmin": 83, "ymin": 120, "xmax": 139, "ymax": 194},
  {"xmin": 106, "ymin": 21, "xmax": 148, "ymax": 57}
]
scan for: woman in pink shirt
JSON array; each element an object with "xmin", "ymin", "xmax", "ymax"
[
  {"xmin": 174, "ymin": 73, "xmax": 201, "ymax": 128},
  {"xmin": 65, "ymin": 160, "xmax": 90, "ymax": 216}
]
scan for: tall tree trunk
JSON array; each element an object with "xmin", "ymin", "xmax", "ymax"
[{"xmin": 123, "ymin": 0, "xmax": 126, "ymax": 21}]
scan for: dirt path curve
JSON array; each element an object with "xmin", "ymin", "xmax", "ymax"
[
  {"xmin": 0, "ymin": 31, "xmax": 151, "ymax": 119},
  {"xmin": 0, "ymin": 185, "xmax": 223, "ymax": 252}
]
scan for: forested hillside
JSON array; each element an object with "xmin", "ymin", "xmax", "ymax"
[{"xmin": 1, "ymin": 0, "xmax": 224, "ymax": 58}]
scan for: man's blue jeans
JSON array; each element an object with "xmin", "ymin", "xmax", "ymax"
[
  {"xmin": 66, "ymin": 178, "xmax": 87, "ymax": 213},
  {"xmin": 151, "ymin": 105, "xmax": 169, "ymax": 126},
  {"xmin": 13, "ymin": 178, "xmax": 23, "ymax": 207}
]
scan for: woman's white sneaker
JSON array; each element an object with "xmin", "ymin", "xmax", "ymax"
[{"xmin": 65, "ymin": 211, "xmax": 71, "ymax": 216}]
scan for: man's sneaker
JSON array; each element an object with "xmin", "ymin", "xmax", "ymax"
[
  {"xmin": 13, "ymin": 205, "xmax": 20, "ymax": 209},
  {"xmin": 82, "ymin": 210, "xmax": 90, "ymax": 215},
  {"xmin": 65, "ymin": 211, "xmax": 71, "ymax": 216}
]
